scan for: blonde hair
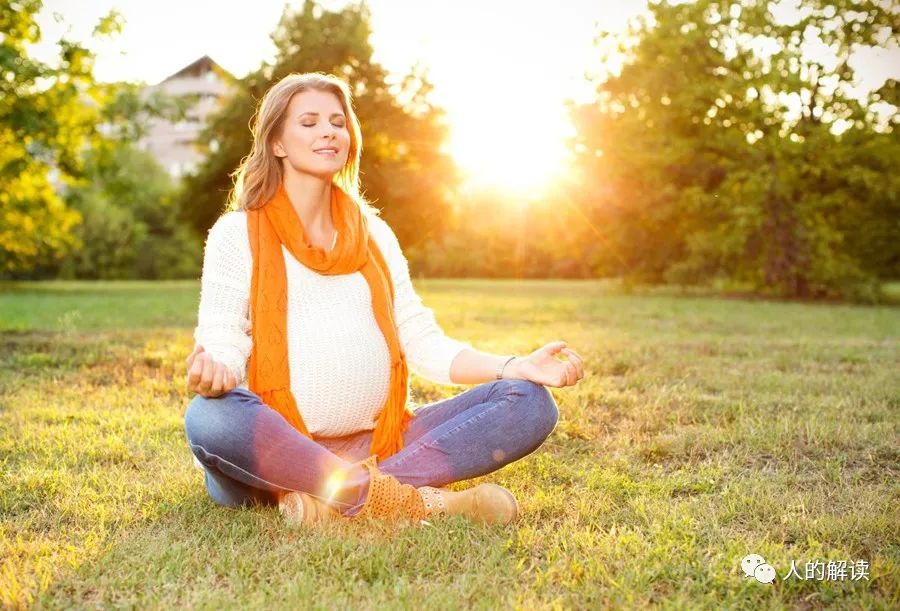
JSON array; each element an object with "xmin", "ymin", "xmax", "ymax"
[{"xmin": 228, "ymin": 72, "xmax": 379, "ymax": 215}]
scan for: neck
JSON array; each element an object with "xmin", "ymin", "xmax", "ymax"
[{"xmin": 282, "ymin": 169, "xmax": 333, "ymax": 232}]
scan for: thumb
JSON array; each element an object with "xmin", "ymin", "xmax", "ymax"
[{"xmin": 186, "ymin": 344, "xmax": 205, "ymax": 365}]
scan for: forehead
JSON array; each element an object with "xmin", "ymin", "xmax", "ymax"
[{"xmin": 287, "ymin": 89, "xmax": 345, "ymax": 116}]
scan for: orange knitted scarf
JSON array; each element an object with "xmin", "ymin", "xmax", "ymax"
[{"xmin": 246, "ymin": 181, "xmax": 415, "ymax": 461}]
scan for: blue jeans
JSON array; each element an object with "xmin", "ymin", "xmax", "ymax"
[{"xmin": 183, "ymin": 379, "xmax": 559, "ymax": 517}]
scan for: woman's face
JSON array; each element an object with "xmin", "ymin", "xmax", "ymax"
[{"xmin": 272, "ymin": 89, "xmax": 351, "ymax": 179}]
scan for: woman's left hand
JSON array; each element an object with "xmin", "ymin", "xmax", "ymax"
[{"xmin": 507, "ymin": 341, "xmax": 585, "ymax": 388}]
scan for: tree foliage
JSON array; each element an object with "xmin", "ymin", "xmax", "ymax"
[
  {"xmin": 58, "ymin": 142, "xmax": 201, "ymax": 279},
  {"xmin": 570, "ymin": 0, "xmax": 899, "ymax": 299},
  {"xmin": 0, "ymin": 0, "xmax": 108, "ymax": 273},
  {"xmin": 0, "ymin": 0, "xmax": 191, "ymax": 277},
  {"xmin": 179, "ymin": 1, "xmax": 459, "ymax": 250}
]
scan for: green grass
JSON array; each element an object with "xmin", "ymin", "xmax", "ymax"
[{"xmin": 1, "ymin": 279, "xmax": 898, "ymax": 609}]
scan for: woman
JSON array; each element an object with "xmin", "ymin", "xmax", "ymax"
[{"xmin": 183, "ymin": 72, "xmax": 586, "ymax": 527}]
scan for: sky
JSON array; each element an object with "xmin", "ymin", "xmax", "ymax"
[
  {"xmin": 32, "ymin": 0, "xmax": 644, "ymax": 196},
  {"xmin": 30, "ymin": 0, "xmax": 900, "ymax": 196}
]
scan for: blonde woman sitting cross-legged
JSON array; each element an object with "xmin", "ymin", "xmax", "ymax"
[{"xmin": 182, "ymin": 72, "xmax": 586, "ymax": 527}]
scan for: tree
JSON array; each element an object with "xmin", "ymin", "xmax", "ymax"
[
  {"xmin": 570, "ymin": 0, "xmax": 899, "ymax": 299},
  {"xmin": 58, "ymin": 142, "xmax": 201, "ymax": 279},
  {"xmin": 178, "ymin": 1, "xmax": 459, "ymax": 256},
  {"xmin": 0, "ymin": 0, "xmax": 114, "ymax": 274},
  {"xmin": 0, "ymin": 1, "xmax": 191, "ymax": 278}
]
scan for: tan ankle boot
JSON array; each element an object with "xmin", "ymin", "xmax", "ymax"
[
  {"xmin": 418, "ymin": 483, "xmax": 520, "ymax": 525},
  {"xmin": 278, "ymin": 490, "xmax": 340, "ymax": 527},
  {"xmin": 279, "ymin": 456, "xmax": 429, "ymax": 527},
  {"xmin": 342, "ymin": 455, "xmax": 521, "ymax": 527}
]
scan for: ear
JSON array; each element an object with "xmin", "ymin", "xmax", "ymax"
[{"xmin": 272, "ymin": 139, "xmax": 286, "ymax": 158}]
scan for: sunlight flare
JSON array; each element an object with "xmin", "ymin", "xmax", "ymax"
[
  {"xmin": 324, "ymin": 469, "xmax": 347, "ymax": 503},
  {"xmin": 448, "ymin": 103, "xmax": 575, "ymax": 197}
]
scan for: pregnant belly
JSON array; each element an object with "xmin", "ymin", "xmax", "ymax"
[{"xmin": 288, "ymin": 318, "xmax": 392, "ymax": 436}]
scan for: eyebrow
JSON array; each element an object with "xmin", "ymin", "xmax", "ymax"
[{"xmin": 299, "ymin": 112, "xmax": 345, "ymax": 118}]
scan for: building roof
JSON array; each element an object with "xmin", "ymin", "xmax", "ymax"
[{"xmin": 158, "ymin": 55, "xmax": 235, "ymax": 84}]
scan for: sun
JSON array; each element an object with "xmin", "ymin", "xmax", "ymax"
[{"xmin": 446, "ymin": 102, "xmax": 575, "ymax": 199}]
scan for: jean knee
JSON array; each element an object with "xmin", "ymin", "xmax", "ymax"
[
  {"xmin": 184, "ymin": 395, "xmax": 207, "ymax": 450},
  {"xmin": 184, "ymin": 393, "xmax": 235, "ymax": 456},
  {"xmin": 508, "ymin": 379, "xmax": 560, "ymax": 439}
]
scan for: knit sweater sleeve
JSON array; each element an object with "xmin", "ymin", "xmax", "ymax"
[
  {"xmin": 369, "ymin": 215, "xmax": 472, "ymax": 385},
  {"xmin": 193, "ymin": 211, "xmax": 253, "ymax": 385}
]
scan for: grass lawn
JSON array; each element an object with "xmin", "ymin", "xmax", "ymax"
[{"xmin": 1, "ymin": 279, "xmax": 898, "ymax": 609}]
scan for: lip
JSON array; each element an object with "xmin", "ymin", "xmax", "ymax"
[{"xmin": 314, "ymin": 147, "xmax": 338, "ymax": 154}]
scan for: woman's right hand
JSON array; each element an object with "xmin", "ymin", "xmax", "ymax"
[{"xmin": 186, "ymin": 344, "xmax": 238, "ymax": 398}]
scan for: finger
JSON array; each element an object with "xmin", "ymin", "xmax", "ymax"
[
  {"xmin": 189, "ymin": 355, "xmax": 205, "ymax": 393},
  {"xmin": 185, "ymin": 344, "xmax": 205, "ymax": 366},
  {"xmin": 187, "ymin": 356, "xmax": 204, "ymax": 391},
  {"xmin": 199, "ymin": 355, "xmax": 214, "ymax": 393},
  {"xmin": 565, "ymin": 361, "xmax": 577, "ymax": 386},
  {"xmin": 210, "ymin": 363, "xmax": 225, "ymax": 396},
  {"xmin": 563, "ymin": 348, "xmax": 585, "ymax": 379},
  {"xmin": 224, "ymin": 369, "xmax": 237, "ymax": 391},
  {"xmin": 544, "ymin": 341, "xmax": 567, "ymax": 356}
]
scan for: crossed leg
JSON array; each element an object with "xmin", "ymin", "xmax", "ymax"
[{"xmin": 183, "ymin": 379, "xmax": 559, "ymax": 516}]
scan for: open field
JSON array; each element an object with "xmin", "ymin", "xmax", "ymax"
[{"xmin": 1, "ymin": 280, "xmax": 898, "ymax": 608}]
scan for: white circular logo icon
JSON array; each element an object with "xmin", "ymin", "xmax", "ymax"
[
  {"xmin": 754, "ymin": 563, "xmax": 777, "ymax": 584},
  {"xmin": 741, "ymin": 554, "xmax": 766, "ymax": 578}
]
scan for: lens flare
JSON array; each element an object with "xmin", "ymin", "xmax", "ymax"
[{"xmin": 324, "ymin": 469, "xmax": 347, "ymax": 503}]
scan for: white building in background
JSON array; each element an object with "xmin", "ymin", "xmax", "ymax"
[{"xmin": 138, "ymin": 55, "xmax": 236, "ymax": 177}]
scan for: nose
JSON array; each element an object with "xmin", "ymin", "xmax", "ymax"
[{"xmin": 319, "ymin": 130, "xmax": 337, "ymax": 146}]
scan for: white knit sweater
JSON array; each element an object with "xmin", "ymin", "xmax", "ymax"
[{"xmin": 194, "ymin": 210, "xmax": 472, "ymax": 438}]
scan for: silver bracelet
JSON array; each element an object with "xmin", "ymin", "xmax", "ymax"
[{"xmin": 497, "ymin": 355, "xmax": 517, "ymax": 380}]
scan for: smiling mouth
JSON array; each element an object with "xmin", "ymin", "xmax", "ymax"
[{"xmin": 314, "ymin": 148, "xmax": 338, "ymax": 155}]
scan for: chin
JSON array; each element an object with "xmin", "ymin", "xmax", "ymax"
[{"xmin": 291, "ymin": 161, "xmax": 343, "ymax": 181}]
